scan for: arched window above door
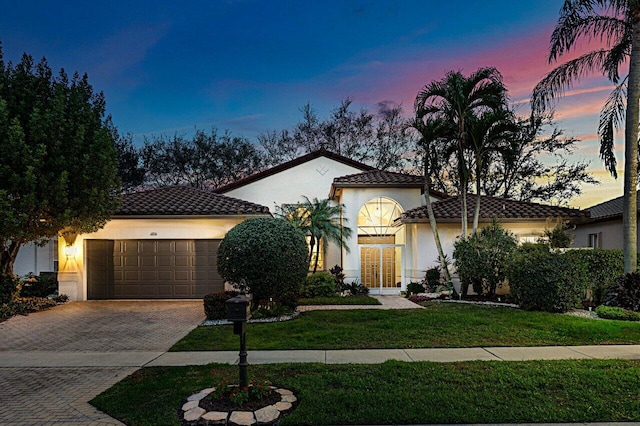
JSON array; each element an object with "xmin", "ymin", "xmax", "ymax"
[{"xmin": 357, "ymin": 197, "xmax": 404, "ymax": 236}]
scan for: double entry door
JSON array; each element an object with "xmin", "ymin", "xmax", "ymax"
[{"xmin": 359, "ymin": 236, "xmax": 403, "ymax": 294}]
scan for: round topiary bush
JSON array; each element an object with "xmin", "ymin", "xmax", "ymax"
[{"xmin": 217, "ymin": 218, "xmax": 309, "ymax": 305}]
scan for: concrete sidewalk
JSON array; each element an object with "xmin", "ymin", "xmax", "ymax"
[{"xmin": 2, "ymin": 345, "xmax": 639, "ymax": 368}]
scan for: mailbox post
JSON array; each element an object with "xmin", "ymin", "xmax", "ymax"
[{"xmin": 226, "ymin": 295, "xmax": 251, "ymax": 388}]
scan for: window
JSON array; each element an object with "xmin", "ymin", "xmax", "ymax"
[{"xmin": 588, "ymin": 233, "xmax": 599, "ymax": 248}]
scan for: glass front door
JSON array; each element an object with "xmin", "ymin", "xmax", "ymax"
[{"xmin": 360, "ymin": 243, "xmax": 404, "ymax": 294}]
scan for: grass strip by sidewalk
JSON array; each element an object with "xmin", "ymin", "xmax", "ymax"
[
  {"xmin": 170, "ymin": 302, "xmax": 640, "ymax": 351},
  {"xmin": 91, "ymin": 359, "xmax": 640, "ymax": 425},
  {"xmin": 297, "ymin": 295, "xmax": 380, "ymax": 305}
]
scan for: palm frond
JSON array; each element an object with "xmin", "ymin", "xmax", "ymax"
[
  {"xmin": 532, "ymin": 49, "xmax": 611, "ymax": 113},
  {"xmin": 598, "ymin": 80, "xmax": 627, "ymax": 177}
]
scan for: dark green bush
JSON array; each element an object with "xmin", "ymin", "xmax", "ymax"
[
  {"xmin": 1, "ymin": 297, "xmax": 58, "ymax": 322},
  {"xmin": 300, "ymin": 272, "xmax": 336, "ymax": 298},
  {"xmin": 217, "ymin": 218, "xmax": 309, "ymax": 305},
  {"xmin": 595, "ymin": 305, "xmax": 640, "ymax": 321},
  {"xmin": 0, "ymin": 274, "xmax": 21, "ymax": 304},
  {"xmin": 563, "ymin": 249, "xmax": 623, "ymax": 305},
  {"xmin": 507, "ymin": 249, "xmax": 589, "ymax": 312},
  {"xmin": 406, "ymin": 281, "xmax": 425, "ymax": 296},
  {"xmin": 424, "ymin": 267, "xmax": 441, "ymax": 292},
  {"xmin": 453, "ymin": 220, "xmax": 517, "ymax": 297},
  {"xmin": 20, "ymin": 272, "xmax": 58, "ymax": 298},
  {"xmin": 603, "ymin": 272, "xmax": 640, "ymax": 311},
  {"xmin": 203, "ymin": 290, "xmax": 240, "ymax": 320},
  {"xmin": 329, "ymin": 265, "xmax": 346, "ymax": 289},
  {"xmin": 341, "ymin": 280, "xmax": 370, "ymax": 296}
]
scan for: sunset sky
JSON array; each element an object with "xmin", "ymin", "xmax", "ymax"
[{"xmin": 1, "ymin": 0, "xmax": 624, "ymax": 208}]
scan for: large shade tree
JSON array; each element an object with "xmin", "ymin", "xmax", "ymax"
[
  {"xmin": 531, "ymin": 0, "xmax": 640, "ymax": 273},
  {"xmin": 414, "ymin": 67, "xmax": 508, "ymax": 236},
  {"xmin": 0, "ymin": 48, "xmax": 120, "ymax": 275}
]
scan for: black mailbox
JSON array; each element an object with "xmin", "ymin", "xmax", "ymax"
[{"xmin": 226, "ymin": 295, "xmax": 251, "ymax": 322}]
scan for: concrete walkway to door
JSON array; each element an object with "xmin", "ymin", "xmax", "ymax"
[
  {"xmin": 297, "ymin": 294, "xmax": 422, "ymax": 311},
  {"xmin": 0, "ymin": 301, "xmax": 204, "ymax": 426}
]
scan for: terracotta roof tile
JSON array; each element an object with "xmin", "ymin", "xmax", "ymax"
[
  {"xmin": 586, "ymin": 191, "xmax": 640, "ymax": 220},
  {"xmin": 333, "ymin": 170, "xmax": 425, "ymax": 186},
  {"xmin": 116, "ymin": 186, "xmax": 271, "ymax": 216},
  {"xmin": 400, "ymin": 194, "xmax": 588, "ymax": 222}
]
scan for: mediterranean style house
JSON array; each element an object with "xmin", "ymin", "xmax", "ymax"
[{"xmin": 15, "ymin": 149, "xmax": 589, "ymax": 300}]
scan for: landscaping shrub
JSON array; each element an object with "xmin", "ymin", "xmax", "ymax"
[
  {"xmin": 341, "ymin": 280, "xmax": 370, "ymax": 296},
  {"xmin": 203, "ymin": 290, "xmax": 240, "ymax": 320},
  {"xmin": 424, "ymin": 266, "xmax": 441, "ymax": 292},
  {"xmin": 406, "ymin": 281, "xmax": 425, "ymax": 296},
  {"xmin": 1, "ymin": 296, "xmax": 58, "ymax": 322},
  {"xmin": 300, "ymin": 272, "xmax": 336, "ymax": 298},
  {"xmin": 602, "ymin": 272, "xmax": 640, "ymax": 311},
  {"xmin": 329, "ymin": 264, "xmax": 346, "ymax": 290},
  {"xmin": 507, "ymin": 249, "xmax": 589, "ymax": 313},
  {"xmin": 563, "ymin": 249, "xmax": 623, "ymax": 305},
  {"xmin": 540, "ymin": 220, "xmax": 573, "ymax": 248},
  {"xmin": 0, "ymin": 274, "xmax": 21, "ymax": 304},
  {"xmin": 595, "ymin": 305, "xmax": 640, "ymax": 322},
  {"xmin": 453, "ymin": 219, "xmax": 517, "ymax": 297},
  {"xmin": 20, "ymin": 272, "xmax": 58, "ymax": 298},
  {"xmin": 217, "ymin": 218, "xmax": 309, "ymax": 306}
]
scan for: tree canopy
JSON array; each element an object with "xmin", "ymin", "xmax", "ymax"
[{"xmin": 0, "ymin": 47, "xmax": 120, "ymax": 275}]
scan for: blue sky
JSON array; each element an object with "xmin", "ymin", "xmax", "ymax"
[{"xmin": 0, "ymin": 0, "xmax": 620, "ymax": 207}]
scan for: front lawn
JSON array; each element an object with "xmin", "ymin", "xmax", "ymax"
[
  {"xmin": 170, "ymin": 302, "xmax": 640, "ymax": 351},
  {"xmin": 91, "ymin": 359, "xmax": 640, "ymax": 425},
  {"xmin": 297, "ymin": 296, "xmax": 380, "ymax": 305}
]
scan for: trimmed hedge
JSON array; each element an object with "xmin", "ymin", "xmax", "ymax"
[
  {"xmin": 595, "ymin": 305, "xmax": 640, "ymax": 322},
  {"xmin": 217, "ymin": 218, "xmax": 309, "ymax": 306},
  {"xmin": 507, "ymin": 249, "xmax": 589, "ymax": 313},
  {"xmin": 203, "ymin": 290, "xmax": 239, "ymax": 320},
  {"xmin": 300, "ymin": 272, "xmax": 336, "ymax": 298},
  {"xmin": 563, "ymin": 249, "xmax": 623, "ymax": 305}
]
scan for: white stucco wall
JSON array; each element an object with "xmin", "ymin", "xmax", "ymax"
[
  {"xmin": 405, "ymin": 221, "xmax": 549, "ymax": 283},
  {"xmin": 14, "ymin": 240, "xmax": 57, "ymax": 276},
  {"xmin": 571, "ymin": 218, "xmax": 640, "ymax": 250},
  {"xmin": 222, "ymin": 157, "xmax": 366, "ymax": 210},
  {"xmin": 338, "ymin": 186, "xmax": 423, "ymax": 286},
  {"xmin": 58, "ymin": 216, "xmax": 253, "ymax": 301}
]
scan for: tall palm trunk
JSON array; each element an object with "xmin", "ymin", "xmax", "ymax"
[
  {"xmin": 424, "ymin": 160, "xmax": 452, "ymax": 285},
  {"xmin": 308, "ymin": 235, "xmax": 316, "ymax": 270},
  {"xmin": 472, "ymin": 159, "xmax": 482, "ymax": 235},
  {"xmin": 313, "ymin": 238, "xmax": 321, "ymax": 273},
  {"xmin": 458, "ymin": 123, "xmax": 468, "ymax": 237},
  {"xmin": 624, "ymin": 5, "xmax": 640, "ymax": 273}
]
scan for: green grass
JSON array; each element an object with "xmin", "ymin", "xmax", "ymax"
[
  {"xmin": 91, "ymin": 359, "xmax": 640, "ymax": 425},
  {"xmin": 297, "ymin": 296, "xmax": 380, "ymax": 305},
  {"xmin": 170, "ymin": 302, "xmax": 640, "ymax": 351}
]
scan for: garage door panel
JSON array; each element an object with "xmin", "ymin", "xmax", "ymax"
[
  {"xmin": 87, "ymin": 239, "xmax": 224, "ymax": 299},
  {"xmin": 175, "ymin": 256, "xmax": 190, "ymax": 267}
]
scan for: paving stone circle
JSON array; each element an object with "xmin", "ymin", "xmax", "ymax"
[{"xmin": 181, "ymin": 386, "xmax": 296, "ymax": 425}]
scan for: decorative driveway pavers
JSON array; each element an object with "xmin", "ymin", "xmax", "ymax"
[{"xmin": 0, "ymin": 300, "xmax": 204, "ymax": 425}]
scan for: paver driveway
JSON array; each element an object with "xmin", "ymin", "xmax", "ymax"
[{"xmin": 0, "ymin": 301, "xmax": 203, "ymax": 425}]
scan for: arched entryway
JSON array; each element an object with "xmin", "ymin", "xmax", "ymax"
[{"xmin": 357, "ymin": 197, "xmax": 405, "ymax": 294}]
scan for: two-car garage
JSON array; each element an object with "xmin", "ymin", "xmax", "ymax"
[
  {"xmin": 57, "ymin": 186, "xmax": 271, "ymax": 301},
  {"xmin": 86, "ymin": 239, "xmax": 224, "ymax": 299}
]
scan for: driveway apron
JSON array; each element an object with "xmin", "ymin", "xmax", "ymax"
[{"xmin": 0, "ymin": 300, "xmax": 204, "ymax": 425}]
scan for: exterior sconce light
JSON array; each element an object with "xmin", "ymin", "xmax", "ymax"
[{"xmin": 64, "ymin": 245, "xmax": 77, "ymax": 258}]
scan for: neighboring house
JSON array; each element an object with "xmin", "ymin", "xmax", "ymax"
[
  {"xmin": 14, "ymin": 240, "xmax": 58, "ymax": 277},
  {"xmin": 572, "ymin": 192, "xmax": 639, "ymax": 249},
  {"xmin": 22, "ymin": 149, "xmax": 590, "ymax": 300},
  {"xmin": 57, "ymin": 186, "xmax": 270, "ymax": 301}
]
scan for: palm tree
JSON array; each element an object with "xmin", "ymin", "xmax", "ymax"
[
  {"xmin": 280, "ymin": 196, "xmax": 352, "ymax": 273},
  {"xmin": 412, "ymin": 117, "xmax": 453, "ymax": 286},
  {"xmin": 531, "ymin": 0, "xmax": 640, "ymax": 273},
  {"xmin": 466, "ymin": 108, "xmax": 516, "ymax": 234},
  {"xmin": 414, "ymin": 67, "xmax": 508, "ymax": 236}
]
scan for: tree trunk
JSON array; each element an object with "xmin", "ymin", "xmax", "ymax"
[
  {"xmin": 624, "ymin": 6, "xmax": 640, "ymax": 274},
  {"xmin": 423, "ymin": 159, "xmax": 452, "ymax": 286},
  {"xmin": 313, "ymin": 238, "xmax": 321, "ymax": 273},
  {"xmin": 472, "ymin": 159, "xmax": 482, "ymax": 235},
  {"xmin": 0, "ymin": 241, "xmax": 22, "ymax": 276},
  {"xmin": 461, "ymin": 185, "xmax": 468, "ymax": 237},
  {"xmin": 308, "ymin": 236, "xmax": 316, "ymax": 270}
]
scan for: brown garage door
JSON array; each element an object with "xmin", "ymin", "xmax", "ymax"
[{"xmin": 86, "ymin": 239, "xmax": 224, "ymax": 299}]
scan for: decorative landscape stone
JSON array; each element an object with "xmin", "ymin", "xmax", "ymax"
[{"xmin": 181, "ymin": 386, "xmax": 296, "ymax": 425}]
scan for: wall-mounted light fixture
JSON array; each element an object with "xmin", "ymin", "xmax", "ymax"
[{"xmin": 64, "ymin": 245, "xmax": 77, "ymax": 258}]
